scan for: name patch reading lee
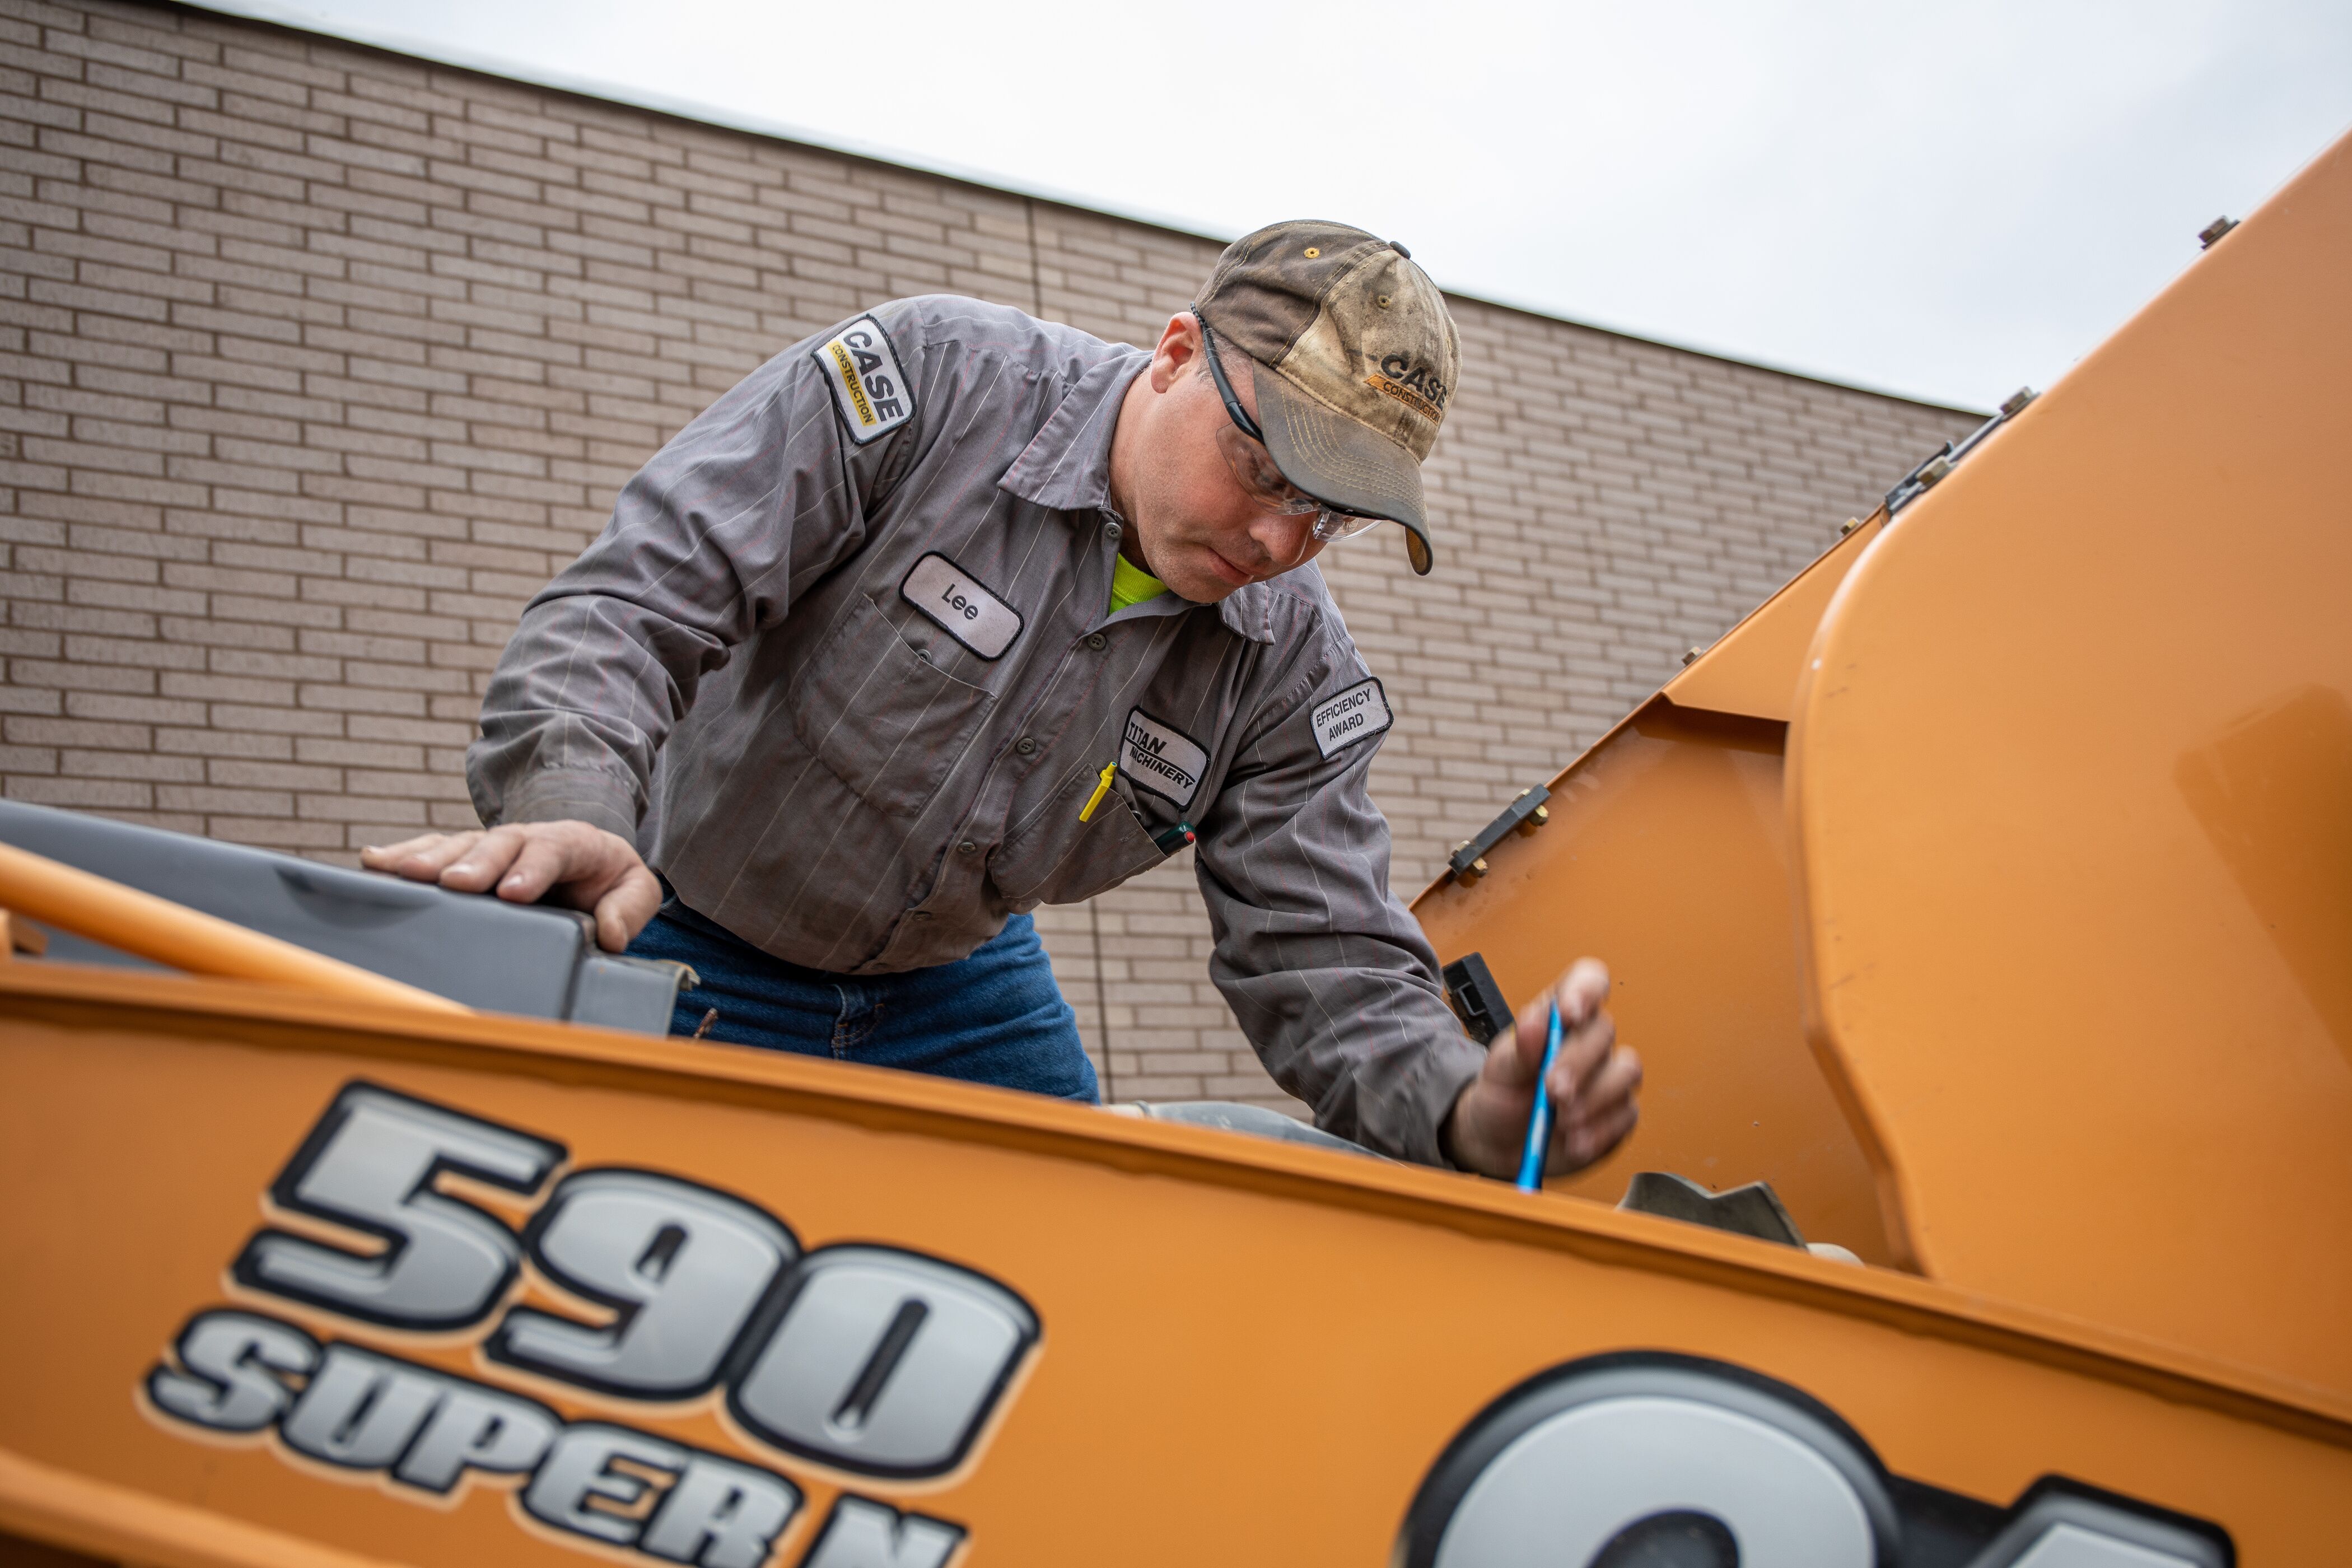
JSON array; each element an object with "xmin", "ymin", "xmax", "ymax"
[
  {"xmin": 1311, "ymin": 678, "xmax": 1392, "ymax": 759},
  {"xmin": 1120, "ymin": 710, "xmax": 1207, "ymax": 809},
  {"xmin": 813, "ymin": 314, "xmax": 915, "ymax": 445},
  {"xmin": 900, "ymin": 554, "xmax": 1022, "ymax": 659}
]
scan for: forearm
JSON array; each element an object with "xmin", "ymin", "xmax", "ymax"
[
  {"xmin": 1218, "ymin": 944, "xmax": 1487, "ymax": 1165},
  {"xmin": 465, "ymin": 720, "xmax": 645, "ymax": 839},
  {"xmin": 1195, "ymin": 745, "xmax": 1486, "ymax": 1165}
]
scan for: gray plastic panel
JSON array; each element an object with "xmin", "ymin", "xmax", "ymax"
[
  {"xmin": 33, "ymin": 923, "xmax": 169, "ymax": 972},
  {"xmin": 571, "ymin": 953, "xmax": 690, "ymax": 1036},
  {"xmin": 0, "ymin": 800, "xmax": 604, "ymax": 1021},
  {"xmin": 1133, "ymin": 1100, "xmax": 1380, "ymax": 1158}
]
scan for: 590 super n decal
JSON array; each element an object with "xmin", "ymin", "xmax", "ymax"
[
  {"xmin": 141, "ymin": 1082, "xmax": 1035, "ymax": 1568},
  {"xmin": 131, "ymin": 1082, "xmax": 2240, "ymax": 1568}
]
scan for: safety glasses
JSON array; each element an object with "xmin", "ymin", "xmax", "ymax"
[{"xmin": 1193, "ymin": 312, "xmax": 1385, "ymax": 545}]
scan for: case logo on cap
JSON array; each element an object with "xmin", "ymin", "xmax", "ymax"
[
  {"xmin": 814, "ymin": 314, "xmax": 915, "ymax": 445},
  {"xmin": 1311, "ymin": 677, "xmax": 1392, "ymax": 759},
  {"xmin": 1120, "ymin": 709, "xmax": 1207, "ymax": 808},
  {"xmin": 902, "ymin": 553, "xmax": 1022, "ymax": 659},
  {"xmin": 1366, "ymin": 352, "xmax": 1448, "ymax": 421}
]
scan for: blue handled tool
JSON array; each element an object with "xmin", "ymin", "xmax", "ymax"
[{"xmin": 1516, "ymin": 1000, "xmax": 1565, "ymax": 1192}]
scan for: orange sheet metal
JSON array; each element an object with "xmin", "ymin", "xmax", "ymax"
[
  {"xmin": 1413, "ymin": 698, "xmax": 1896, "ymax": 1262},
  {"xmin": 1788, "ymin": 130, "xmax": 2352, "ymax": 1399},
  {"xmin": 8, "ymin": 964, "xmax": 2346, "ymax": 1566},
  {"xmin": 1662, "ymin": 512, "xmax": 1883, "ymax": 725},
  {"xmin": 1413, "ymin": 517, "xmax": 1897, "ymax": 1261}
]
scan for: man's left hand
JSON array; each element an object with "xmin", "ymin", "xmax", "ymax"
[{"xmin": 1441, "ymin": 958, "xmax": 1642, "ymax": 1181}]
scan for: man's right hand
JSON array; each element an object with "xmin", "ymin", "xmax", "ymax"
[
  {"xmin": 360, "ymin": 822, "xmax": 662, "ymax": 954},
  {"xmin": 1440, "ymin": 958, "xmax": 1642, "ymax": 1182}
]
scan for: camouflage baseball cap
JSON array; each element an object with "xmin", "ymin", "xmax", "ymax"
[{"xmin": 1194, "ymin": 220, "xmax": 1459, "ymax": 576}]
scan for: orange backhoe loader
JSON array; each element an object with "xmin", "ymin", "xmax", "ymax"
[{"xmin": 3, "ymin": 128, "xmax": 2347, "ymax": 1568}]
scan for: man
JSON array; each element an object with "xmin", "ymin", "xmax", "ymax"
[{"xmin": 365, "ymin": 221, "xmax": 1641, "ymax": 1179}]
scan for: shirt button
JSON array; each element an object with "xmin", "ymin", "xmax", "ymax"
[
  {"xmin": 1086, "ymin": 633, "xmax": 1107, "ymax": 651},
  {"xmin": 1104, "ymin": 520, "xmax": 1123, "ymax": 542},
  {"xmin": 958, "ymin": 839, "xmax": 978, "ymax": 855},
  {"xmin": 1015, "ymin": 736, "xmax": 1037, "ymax": 755}
]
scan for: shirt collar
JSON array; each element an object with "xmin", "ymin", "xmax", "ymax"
[
  {"xmin": 1216, "ymin": 582, "xmax": 1278, "ymax": 643},
  {"xmin": 1101, "ymin": 577, "xmax": 1277, "ymax": 645},
  {"xmin": 1001, "ymin": 346, "xmax": 1279, "ymax": 646},
  {"xmin": 999, "ymin": 348, "xmax": 1149, "ymax": 512}
]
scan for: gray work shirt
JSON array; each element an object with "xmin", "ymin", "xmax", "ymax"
[{"xmin": 469, "ymin": 295, "xmax": 1485, "ymax": 1165}]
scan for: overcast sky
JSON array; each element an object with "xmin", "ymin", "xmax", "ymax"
[{"xmin": 206, "ymin": 0, "xmax": 2352, "ymax": 411}]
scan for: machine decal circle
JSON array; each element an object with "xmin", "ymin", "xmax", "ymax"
[{"xmin": 1401, "ymin": 1354, "xmax": 1900, "ymax": 1568}]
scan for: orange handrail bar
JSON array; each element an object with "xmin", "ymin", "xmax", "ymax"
[{"xmin": 0, "ymin": 839, "xmax": 468, "ymax": 1015}]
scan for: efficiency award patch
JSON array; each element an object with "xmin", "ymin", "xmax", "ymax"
[
  {"xmin": 812, "ymin": 314, "xmax": 916, "ymax": 445},
  {"xmin": 1120, "ymin": 708, "xmax": 1207, "ymax": 808},
  {"xmin": 1310, "ymin": 677, "xmax": 1392, "ymax": 759}
]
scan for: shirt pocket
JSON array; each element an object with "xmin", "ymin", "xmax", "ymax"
[
  {"xmin": 788, "ymin": 592, "xmax": 993, "ymax": 819},
  {"xmin": 991, "ymin": 767, "xmax": 1169, "ymax": 906}
]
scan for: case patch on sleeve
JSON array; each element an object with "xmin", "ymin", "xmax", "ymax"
[
  {"xmin": 1310, "ymin": 677, "xmax": 1392, "ymax": 759},
  {"xmin": 812, "ymin": 314, "xmax": 916, "ymax": 445},
  {"xmin": 1120, "ymin": 708, "xmax": 1208, "ymax": 809},
  {"xmin": 901, "ymin": 553, "xmax": 1023, "ymax": 659}
]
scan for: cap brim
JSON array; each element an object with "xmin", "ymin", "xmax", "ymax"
[{"xmin": 1251, "ymin": 363, "xmax": 1436, "ymax": 577}]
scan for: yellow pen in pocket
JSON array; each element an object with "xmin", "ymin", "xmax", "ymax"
[{"xmin": 1077, "ymin": 762, "xmax": 1117, "ymax": 823}]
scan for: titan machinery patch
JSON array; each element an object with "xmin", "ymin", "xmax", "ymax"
[
  {"xmin": 813, "ymin": 314, "xmax": 915, "ymax": 445},
  {"xmin": 141, "ymin": 1081, "xmax": 1037, "ymax": 1568},
  {"xmin": 1119, "ymin": 709, "xmax": 1207, "ymax": 808}
]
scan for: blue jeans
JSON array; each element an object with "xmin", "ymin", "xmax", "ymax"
[{"xmin": 627, "ymin": 902, "xmax": 1100, "ymax": 1103}]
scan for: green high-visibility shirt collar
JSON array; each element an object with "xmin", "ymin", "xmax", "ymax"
[{"xmin": 1108, "ymin": 550, "xmax": 1168, "ymax": 616}]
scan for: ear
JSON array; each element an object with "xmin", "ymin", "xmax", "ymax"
[{"xmin": 1149, "ymin": 311, "xmax": 1202, "ymax": 394}]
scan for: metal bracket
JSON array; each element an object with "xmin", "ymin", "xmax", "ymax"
[
  {"xmin": 1447, "ymin": 786, "xmax": 1551, "ymax": 883},
  {"xmin": 1884, "ymin": 385, "xmax": 2037, "ymax": 515},
  {"xmin": 1618, "ymin": 1172, "xmax": 1806, "ymax": 1248}
]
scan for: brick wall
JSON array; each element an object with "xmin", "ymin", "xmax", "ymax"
[{"xmin": 0, "ymin": 0, "xmax": 1978, "ymax": 1112}]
